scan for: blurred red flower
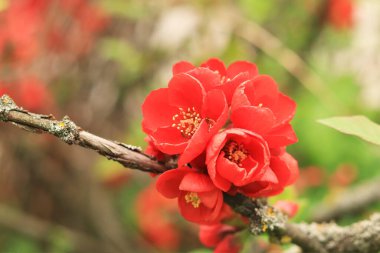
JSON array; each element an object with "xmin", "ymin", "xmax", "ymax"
[
  {"xmin": 327, "ymin": 0, "xmax": 354, "ymax": 29},
  {"xmin": 199, "ymin": 224, "xmax": 241, "ymax": 253},
  {"xmin": 136, "ymin": 182, "xmax": 180, "ymax": 251}
]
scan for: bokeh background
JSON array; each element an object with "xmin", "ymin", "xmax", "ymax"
[{"xmin": 0, "ymin": 0, "xmax": 380, "ymax": 252}]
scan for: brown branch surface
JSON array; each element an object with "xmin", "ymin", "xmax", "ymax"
[
  {"xmin": 312, "ymin": 178, "xmax": 380, "ymax": 222},
  {"xmin": 2, "ymin": 94, "xmax": 380, "ymax": 253},
  {"xmin": 0, "ymin": 95, "xmax": 167, "ymax": 174}
]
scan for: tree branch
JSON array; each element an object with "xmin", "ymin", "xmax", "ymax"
[
  {"xmin": 0, "ymin": 95, "xmax": 167, "ymax": 174},
  {"xmin": 311, "ymin": 178, "xmax": 380, "ymax": 222}
]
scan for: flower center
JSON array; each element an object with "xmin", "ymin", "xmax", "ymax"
[
  {"xmin": 172, "ymin": 107, "xmax": 201, "ymax": 138},
  {"xmin": 223, "ymin": 140, "xmax": 248, "ymax": 166},
  {"xmin": 185, "ymin": 192, "xmax": 201, "ymax": 208}
]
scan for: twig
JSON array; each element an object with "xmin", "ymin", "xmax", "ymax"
[
  {"xmin": 224, "ymin": 193, "xmax": 380, "ymax": 253},
  {"xmin": 312, "ymin": 178, "xmax": 380, "ymax": 222},
  {"xmin": 0, "ymin": 95, "xmax": 167, "ymax": 174}
]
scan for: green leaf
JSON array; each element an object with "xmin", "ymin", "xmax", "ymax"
[{"xmin": 318, "ymin": 115, "xmax": 380, "ymax": 146}]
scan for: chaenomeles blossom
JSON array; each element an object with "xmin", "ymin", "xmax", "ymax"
[
  {"xmin": 327, "ymin": 0, "xmax": 354, "ymax": 30},
  {"xmin": 273, "ymin": 200, "xmax": 299, "ymax": 218},
  {"xmin": 136, "ymin": 182, "xmax": 181, "ymax": 251},
  {"xmin": 142, "ymin": 70, "xmax": 228, "ymax": 166},
  {"xmin": 156, "ymin": 167, "xmax": 224, "ymax": 225},
  {"xmin": 173, "ymin": 58, "xmax": 258, "ymax": 104},
  {"xmin": 231, "ymin": 75, "xmax": 297, "ymax": 148},
  {"xmin": 206, "ymin": 128, "xmax": 298, "ymax": 197},
  {"xmin": 199, "ymin": 223, "xmax": 241, "ymax": 253}
]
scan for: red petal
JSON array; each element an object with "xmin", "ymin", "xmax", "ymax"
[
  {"xmin": 179, "ymin": 172, "xmax": 215, "ymax": 192},
  {"xmin": 265, "ymin": 123, "xmax": 298, "ymax": 148},
  {"xmin": 198, "ymin": 190, "xmax": 220, "ymax": 208},
  {"xmin": 177, "ymin": 120, "xmax": 209, "ymax": 167},
  {"xmin": 142, "ymin": 88, "xmax": 178, "ymax": 133},
  {"xmin": 271, "ymin": 152, "xmax": 299, "ymax": 186},
  {"xmin": 231, "ymin": 106, "xmax": 276, "ymax": 135},
  {"xmin": 187, "ymin": 67, "xmax": 222, "ymax": 92},
  {"xmin": 239, "ymin": 181, "xmax": 283, "ymax": 198},
  {"xmin": 216, "ymin": 154, "xmax": 261, "ymax": 187},
  {"xmin": 156, "ymin": 169, "xmax": 187, "ymax": 198},
  {"xmin": 230, "ymin": 80, "xmax": 252, "ymax": 111},
  {"xmin": 202, "ymin": 89, "xmax": 228, "ymax": 121},
  {"xmin": 226, "ymin": 61, "xmax": 258, "ymax": 79},
  {"xmin": 272, "ymin": 93, "xmax": 296, "ymax": 127},
  {"xmin": 250, "ymin": 75, "xmax": 279, "ymax": 107},
  {"xmin": 168, "ymin": 73, "xmax": 205, "ymax": 110},
  {"xmin": 201, "ymin": 58, "xmax": 227, "ymax": 77},
  {"xmin": 151, "ymin": 127, "xmax": 188, "ymax": 154},
  {"xmin": 214, "ymin": 235, "xmax": 241, "ymax": 253},
  {"xmin": 222, "ymin": 72, "xmax": 250, "ymax": 104},
  {"xmin": 172, "ymin": 61, "xmax": 195, "ymax": 75},
  {"xmin": 178, "ymin": 192, "xmax": 222, "ymax": 225},
  {"xmin": 258, "ymin": 167, "xmax": 279, "ymax": 184}
]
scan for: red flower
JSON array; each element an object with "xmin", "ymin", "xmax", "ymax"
[
  {"xmin": 136, "ymin": 182, "xmax": 180, "ymax": 251},
  {"xmin": 231, "ymin": 75, "xmax": 297, "ymax": 148},
  {"xmin": 274, "ymin": 200, "xmax": 299, "ymax": 218},
  {"xmin": 17, "ymin": 77, "xmax": 52, "ymax": 112},
  {"xmin": 206, "ymin": 128, "xmax": 298, "ymax": 197},
  {"xmin": 239, "ymin": 151, "xmax": 299, "ymax": 197},
  {"xmin": 173, "ymin": 58, "xmax": 258, "ymax": 104},
  {"xmin": 199, "ymin": 224, "xmax": 241, "ymax": 253},
  {"xmin": 156, "ymin": 167, "xmax": 224, "ymax": 225},
  {"xmin": 206, "ymin": 128, "xmax": 271, "ymax": 193},
  {"xmin": 327, "ymin": 0, "xmax": 353, "ymax": 30},
  {"xmin": 142, "ymin": 70, "xmax": 228, "ymax": 166}
]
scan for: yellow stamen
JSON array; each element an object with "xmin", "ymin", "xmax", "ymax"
[{"xmin": 185, "ymin": 192, "xmax": 201, "ymax": 208}]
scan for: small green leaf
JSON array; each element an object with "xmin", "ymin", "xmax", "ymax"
[{"xmin": 318, "ymin": 115, "xmax": 380, "ymax": 146}]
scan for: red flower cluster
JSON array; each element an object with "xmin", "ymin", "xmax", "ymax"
[
  {"xmin": 0, "ymin": 77, "xmax": 53, "ymax": 112},
  {"xmin": 142, "ymin": 58, "xmax": 298, "ymax": 252},
  {"xmin": 0, "ymin": 0, "xmax": 108, "ymax": 65}
]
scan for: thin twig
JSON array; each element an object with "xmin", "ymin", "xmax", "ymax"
[
  {"xmin": 312, "ymin": 178, "xmax": 380, "ymax": 222},
  {"xmin": 0, "ymin": 95, "xmax": 167, "ymax": 174}
]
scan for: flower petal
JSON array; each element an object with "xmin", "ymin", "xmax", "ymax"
[
  {"xmin": 177, "ymin": 120, "xmax": 209, "ymax": 167},
  {"xmin": 186, "ymin": 67, "xmax": 222, "ymax": 92},
  {"xmin": 226, "ymin": 61, "xmax": 258, "ymax": 79},
  {"xmin": 151, "ymin": 126, "xmax": 188, "ymax": 154},
  {"xmin": 172, "ymin": 61, "xmax": 195, "ymax": 75},
  {"xmin": 201, "ymin": 58, "xmax": 227, "ymax": 77},
  {"xmin": 231, "ymin": 106, "xmax": 276, "ymax": 135},
  {"xmin": 142, "ymin": 88, "xmax": 179, "ymax": 133},
  {"xmin": 179, "ymin": 172, "xmax": 215, "ymax": 192},
  {"xmin": 271, "ymin": 152, "xmax": 299, "ymax": 186},
  {"xmin": 156, "ymin": 169, "xmax": 187, "ymax": 198},
  {"xmin": 168, "ymin": 73, "xmax": 205, "ymax": 110},
  {"xmin": 265, "ymin": 123, "xmax": 298, "ymax": 148},
  {"xmin": 271, "ymin": 93, "xmax": 296, "ymax": 127}
]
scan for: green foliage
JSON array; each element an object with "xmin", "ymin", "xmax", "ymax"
[{"xmin": 319, "ymin": 116, "xmax": 380, "ymax": 147}]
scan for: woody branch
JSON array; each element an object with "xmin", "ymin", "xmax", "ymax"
[{"xmin": 1, "ymin": 94, "xmax": 380, "ymax": 253}]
